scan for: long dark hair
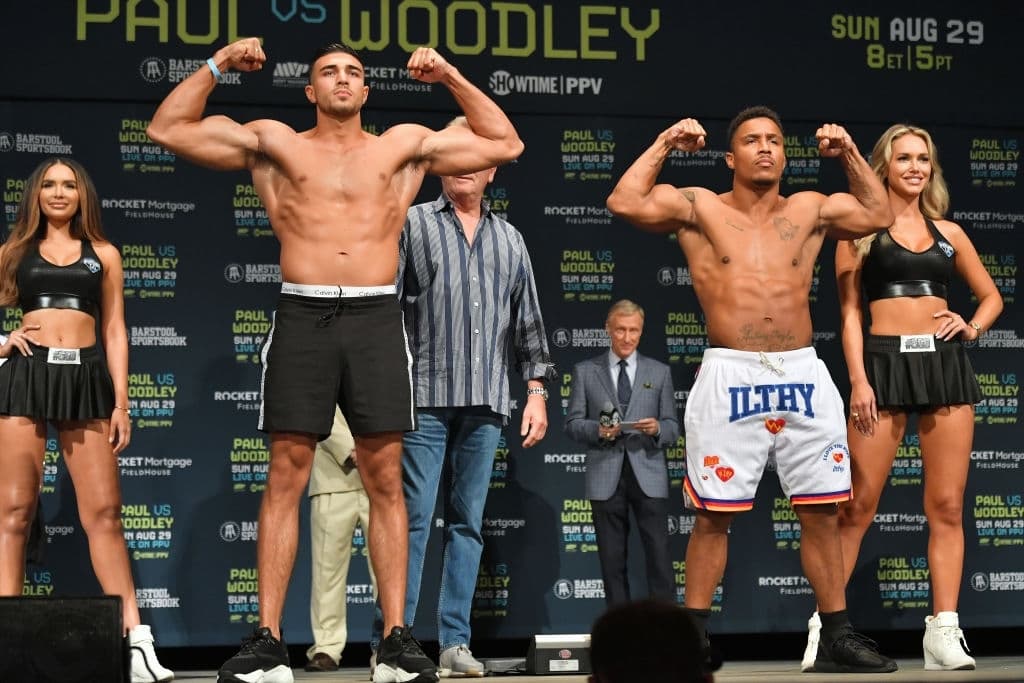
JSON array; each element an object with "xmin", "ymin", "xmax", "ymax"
[{"xmin": 0, "ymin": 158, "xmax": 107, "ymax": 306}]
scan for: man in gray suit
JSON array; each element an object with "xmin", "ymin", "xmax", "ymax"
[{"xmin": 565, "ymin": 299, "xmax": 679, "ymax": 605}]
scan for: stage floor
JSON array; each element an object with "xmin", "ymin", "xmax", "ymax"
[{"xmin": 166, "ymin": 656, "xmax": 1024, "ymax": 682}]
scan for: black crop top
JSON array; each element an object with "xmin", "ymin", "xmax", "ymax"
[
  {"xmin": 16, "ymin": 240, "xmax": 104, "ymax": 317},
  {"xmin": 861, "ymin": 219, "xmax": 955, "ymax": 302}
]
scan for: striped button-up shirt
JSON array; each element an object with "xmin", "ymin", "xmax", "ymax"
[{"xmin": 398, "ymin": 194, "xmax": 556, "ymax": 420}]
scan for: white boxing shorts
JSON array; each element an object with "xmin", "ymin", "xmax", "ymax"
[{"xmin": 683, "ymin": 347, "xmax": 851, "ymax": 512}]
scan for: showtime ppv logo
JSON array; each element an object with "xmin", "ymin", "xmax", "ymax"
[{"xmin": 489, "ymin": 70, "xmax": 602, "ymax": 96}]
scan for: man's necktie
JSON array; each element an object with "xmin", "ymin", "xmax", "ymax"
[{"xmin": 617, "ymin": 359, "xmax": 632, "ymax": 410}]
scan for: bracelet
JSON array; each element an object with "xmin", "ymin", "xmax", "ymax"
[
  {"xmin": 206, "ymin": 57, "xmax": 222, "ymax": 81},
  {"xmin": 526, "ymin": 386, "xmax": 549, "ymax": 401},
  {"xmin": 969, "ymin": 321, "xmax": 983, "ymax": 337},
  {"xmin": 114, "ymin": 405, "xmax": 132, "ymax": 416}
]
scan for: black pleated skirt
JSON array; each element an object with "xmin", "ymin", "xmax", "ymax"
[
  {"xmin": 863, "ymin": 334, "xmax": 982, "ymax": 411},
  {"xmin": 0, "ymin": 343, "xmax": 115, "ymax": 420}
]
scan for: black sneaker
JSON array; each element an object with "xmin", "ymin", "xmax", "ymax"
[
  {"xmin": 812, "ymin": 629, "xmax": 897, "ymax": 673},
  {"xmin": 702, "ymin": 633, "xmax": 724, "ymax": 674},
  {"xmin": 372, "ymin": 626, "xmax": 438, "ymax": 683},
  {"xmin": 217, "ymin": 626, "xmax": 293, "ymax": 682}
]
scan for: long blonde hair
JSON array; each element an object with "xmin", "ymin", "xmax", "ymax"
[
  {"xmin": 0, "ymin": 158, "xmax": 108, "ymax": 306},
  {"xmin": 855, "ymin": 124, "xmax": 950, "ymax": 256}
]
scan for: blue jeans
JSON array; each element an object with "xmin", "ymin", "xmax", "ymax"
[{"xmin": 373, "ymin": 407, "xmax": 501, "ymax": 650}]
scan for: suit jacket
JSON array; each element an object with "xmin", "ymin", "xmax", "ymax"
[{"xmin": 564, "ymin": 352, "xmax": 679, "ymax": 500}]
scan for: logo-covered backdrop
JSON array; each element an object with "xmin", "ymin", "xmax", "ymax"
[{"xmin": 1, "ymin": 1, "xmax": 1021, "ymax": 646}]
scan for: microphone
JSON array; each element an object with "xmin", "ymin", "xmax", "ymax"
[{"xmin": 599, "ymin": 402, "xmax": 621, "ymax": 432}]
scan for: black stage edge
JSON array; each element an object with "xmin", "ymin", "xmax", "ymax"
[{"xmin": 155, "ymin": 627, "xmax": 1022, "ymax": 671}]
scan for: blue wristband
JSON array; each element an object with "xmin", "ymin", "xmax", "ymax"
[{"xmin": 206, "ymin": 57, "xmax": 222, "ymax": 81}]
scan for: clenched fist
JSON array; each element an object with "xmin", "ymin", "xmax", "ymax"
[
  {"xmin": 663, "ymin": 118, "xmax": 707, "ymax": 153},
  {"xmin": 222, "ymin": 37, "xmax": 266, "ymax": 73},
  {"xmin": 816, "ymin": 123, "xmax": 855, "ymax": 158},
  {"xmin": 407, "ymin": 47, "xmax": 451, "ymax": 83}
]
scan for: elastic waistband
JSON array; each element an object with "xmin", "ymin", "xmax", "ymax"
[
  {"xmin": 281, "ymin": 282, "xmax": 396, "ymax": 299},
  {"xmin": 701, "ymin": 346, "xmax": 818, "ymax": 364}
]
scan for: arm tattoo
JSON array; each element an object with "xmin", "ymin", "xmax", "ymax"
[{"xmin": 773, "ymin": 217, "xmax": 798, "ymax": 241}]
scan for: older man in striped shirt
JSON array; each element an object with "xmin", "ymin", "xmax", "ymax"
[{"xmin": 372, "ymin": 117, "xmax": 555, "ymax": 678}]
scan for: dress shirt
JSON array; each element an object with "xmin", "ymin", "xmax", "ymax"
[{"xmin": 398, "ymin": 195, "xmax": 556, "ymax": 420}]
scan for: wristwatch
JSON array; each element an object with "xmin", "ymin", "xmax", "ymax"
[
  {"xmin": 969, "ymin": 321, "xmax": 982, "ymax": 336},
  {"xmin": 526, "ymin": 386, "xmax": 549, "ymax": 400}
]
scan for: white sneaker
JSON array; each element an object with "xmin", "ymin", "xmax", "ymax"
[
  {"xmin": 924, "ymin": 612, "xmax": 976, "ymax": 670},
  {"xmin": 129, "ymin": 625, "xmax": 174, "ymax": 682},
  {"xmin": 439, "ymin": 645, "xmax": 484, "ymax": 678},
  {"xmin": 800, "ymin": 612, "xmax": 821, "ymax": 673}
]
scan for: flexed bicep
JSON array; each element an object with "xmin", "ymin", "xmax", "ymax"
[
  {"xmin": 147, "ymin": 37, "xmax": 268, "ymax": 170},
  {"xmin": 607, "ymin": 119, "xmax": 708, "ymax": 234},
  {"xmin": 610, "ymin": 182, "xmax": 704, "ymax": 234},
  {"xmin": 153, "ymin": 115, "xmax": 264, "ymax": 171},
  {"xmin": 419, "ymin": 121, "xmax": 521, "ymax": 177}
]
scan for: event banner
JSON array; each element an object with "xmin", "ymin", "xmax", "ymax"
[
  {"xmin": 1, "ymin": 1, "xmax": 1020, "ymax": 125},
  {"xmin": 0, "ymin": 0, "xmax": 1021, "ymax": 649}
]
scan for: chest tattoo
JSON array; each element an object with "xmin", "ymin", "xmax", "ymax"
[{"xmin": 773, "ymin": 216, "xmax": 798, "ymax": 241}]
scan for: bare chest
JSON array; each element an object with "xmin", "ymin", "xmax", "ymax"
[
  {"xmin": 289, "ymin": 148, "xmax": 394, "ymax": 200},
  {"xmin": 687, "ymin": 212, "xmax": 822, "ymax": 275},
  {"xmin": 250, "ymin": 131, "xmax": 390, "ymax": 203}
]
